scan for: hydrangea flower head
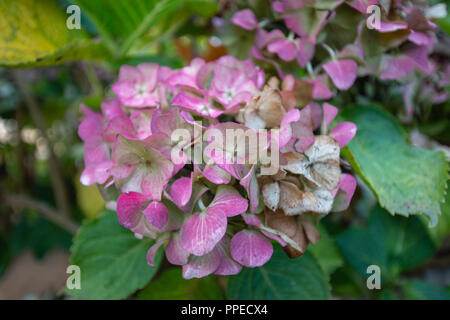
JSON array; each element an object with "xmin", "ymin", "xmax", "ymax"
[{"xmin": 79, "ymin": 55, "xmax": 358, "ymax": 279}]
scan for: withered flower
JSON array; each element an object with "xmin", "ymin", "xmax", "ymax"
[
  {"xmin": 282, "ymin": 135, "xmax": 341, "ymax": 190},
  {"xmin": 241, "ymin": 85, "xmax": 286, "ymax": 130},
  {"xmin": 263, "ymin": 210, "xmax": 321, "ymax": 258},
  {"xmin": 261, "ymin": 176, "xmax": 333, "ymax": 215}
]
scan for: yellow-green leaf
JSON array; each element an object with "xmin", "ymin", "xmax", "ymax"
[{"xmin": 0, "ymin": 0, "xmax": 108, "ymax": 67}]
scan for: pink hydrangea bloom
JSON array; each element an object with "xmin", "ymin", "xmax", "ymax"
[
  {"xmin": 112, "ymin": 63, "xmax": 163, "ymax": 107},
  {"xmin": 78, "ymin": 55, "xmax": 360, "ymax": 279}
]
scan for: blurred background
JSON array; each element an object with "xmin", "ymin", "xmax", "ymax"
[
  {"xmin": 0, "ymin": 0, "xmax": 224, "ymax": 299},
  {"xmin": 0, "ymin": 0, "xmax": 449, "ymax": 300}
]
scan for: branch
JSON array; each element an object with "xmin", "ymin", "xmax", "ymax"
[
  {"xmin": 10, "ymin": 70, "xmax": 71, "ymax": 218},
  {"xmin": 4, "ymin": 194, "xmax": 79, "ymax": 235}
]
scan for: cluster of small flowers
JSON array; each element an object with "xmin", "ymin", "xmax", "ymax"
[
  {"xmin": 78, "ymin": 55, "xmax": 357, "ymax": 279},
  {"xmin": 224, "ymin": 0, "xmax": 449, "ymax": 119}
]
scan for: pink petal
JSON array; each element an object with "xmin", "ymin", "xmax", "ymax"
[
  {"xmin": 216, "ymin": 55, "xmax": 265, "ymax": 88},
  {"xmin": 111, "ymin": 81, "xmax": 139, "ymax": 106},
  {"xmin": 179, "ymin": 183, "xmax": 209, "ymax": 213},
  {"xmin": 242, "ymin": 213, "xmax": 261, "ymax": 227},
  {"xmin": 347, "ymin": 0, "xmax": 378, "ymax": 13},
  {"xmin": 231, "ymin": 9, "xmax": 258, "ymax": 30},
  {"xmin": 267, "ymin": 39, "xmax": 297, "ymax": 61},
  {"xmin": 279, "ymin": 109, "xmax": 301, "ymax": 148},
  {"xmin": 295, "ymin": 38, "xmax": 315, "ymax": 67},
  {"xmin": 408, "ymin": 30, "xmax": 432, "ymax": 46},
  {"xmin": 374, "ymin": 21, "xmax": 408, "ymax": 33},
  {"xmin": 283, "ymin": 105, "xmax": 314, "ymax": 153},
  {"xmin": 146, "ymin": 237, "xmax": 167, "ymax": 266},
  {"xmin": 117, "ymin": 192, "xmax": 148, "ymax": 228},
  {"xmin": 309, "ymin": 101, "xmax": 323, "ymax": 130},
  {"xmin": 196, "ymin": 164, "xmax": 231, "ymax": 184},
  {"xmin": 118, "ymin": 65, "xmax": 141, "ymax": 82},
  {"xmin": 339, "ymin": 44, "xmax": 365, "ymax": 61},
  {"xmin": 209, "ymin": 185, "xmax": 248, "ymax": 217},
  {"xmin": 330, "ymin": 121, "xmax": 357, "ymax": 148},
  {"xmin": 116, "ymin": 192, "xmax": 158, "ymax": 238},
  {"xmin": 379, "ymin": 56, "xmax": 415, "ymax": 80},
  {"xmin": 182, "ymin": 248, "xmax": 221, "ymax": 279},
  {"xmin": 165, "ymin": 232, "xmax": 190, "ymax": 265},
  {"xmin": 214, "ymin": 237, "xmax": 242, "ymax": 276},
  {"xmin": 169, "ymin": 176, "xmax": 193, "ymax": 207},
  {"xmin": 332, "ymin": 173, "xmax": 357, "ymax": 212},
  {"xmin": 137, "ymin": 63, "xmax": 158, "ymax": 91},
  {"xmin": 261, "ymin": 230, "xmax": 287, "ymax": 247},
  {"xmin": 272, "ymin": 1, "xmax": 284, "ymax": 12},
  {"xmin": 101, "ymin": 98, "xmax": 126, "ymax": 120},
  {"xmin": 310, "ymin": 78, "xmax": 333, "ymax": 100},
  {"xmin": 239, "ymin": 165, "xmax": 259, "ymax": 214},
  {"xmin": 282, "ymin": 74, "xmax": 295, "ymax": 91},
  {"xmin": 80, "ymin": 161, "xmax": 114, "ymax": 186},
  {"xmin": 323, "ymin": 59, "xmax": 358, "ymax": 91},
  {"xmin": 171, "ymin": 91, "xmax": 223, "ymax": 119},
  {"xmin": 180, "ymin": 210, "xmax": 227, "ymax": 256},
  {"xmin": 323, "ymin": 103, "xmax": 338, "ymax": 133},
  {"xmin": 130, "ymin": 109, "xmax": 153, "ymax": 140},
  {"xmin": 142, "ymin": 201, "xmax": 169, "ymax": 230},
  {"xmin": 103, "ymin": 116, "xmax": 136, "ymax": 143},
  {"xmin": 78, "ymin": 105, "xmax": 103, "ymax": 142},
  {"xmin": 254, "ymin": 29, "xmax": 284, "ymax": 50},
  {"xmin": 405, "ymin": 44, "xmax": 431, "ymax": 74},
  {"xmin": 230, "ymin": 230, "xmax": 273, "ymax": 267}
]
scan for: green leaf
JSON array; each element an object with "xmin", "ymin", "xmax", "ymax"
[
  {"xmin": 0, "ymin": 0, "xmax": 109, "ymax": 67},
  {"xmin": 402, "ymin": 280, "xmax": 450, "ymax": 300},
  {"xmin": 74, "ymin": 0, "xmax": 218, "ymax": 56},
  {"xmin": 313, "ymin": 0, "xmax": 346, "ymax": 10},
  {"xmin": 227, "ymin": 248, "xmax": 330, "ymax": 300},
  {"xmin": 336, "ymin": 205, "xmax": 436, "ymax": 282},
  {"xmin": 425, "ymin": 181, "xmax": 450, "ymax": 245},
  {"xmin": 308, "ymin": 225, "xmax": 344, "ymax": 278},
  {"xmin": 137, "ymin": 268, "xmax": 223, "ymax": 300},
  {"xmin": 338, "ymin": 105, "xmax": 449, "ymax": 226},
  {"xmin": 67, "ymin": 210, "xmax": 161, "ymax": 299},
  {"xmin": 436, "ymin": 9, "xmax": 450, "ymax": 36}
]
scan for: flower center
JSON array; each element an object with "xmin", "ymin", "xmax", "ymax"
[{"xmin": 135, "ymin": 83, "xmax": 149, "ymax": 97}]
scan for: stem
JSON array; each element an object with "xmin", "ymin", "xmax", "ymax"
[
  {"xmin": 306, "ymin": 62, "xmax": 315, "ymax": 78},
  {"xmin": 4, "ymin": 194, "xmax": 79, "ymax": 235},
  {"xmin": 82, "ymin": 62, "xmax": 103, "ymax": 96},
  {"xmin": 198, "ymin": 198, "xmax": 206, "ymax": 211},
  {"xmin": 11, "ymin": 70, "xmax": 71, "ymax": 218},
  {"xmin": 321, "ymin": 43, "xmax": 337, "ymax": 61},
  {"xmin": 287, "ymin": 31, "xmax": 295, "ymax": 41},
  {"xmin": 258, "ymin": 18, "xmax": 271, "ymax": 29}
]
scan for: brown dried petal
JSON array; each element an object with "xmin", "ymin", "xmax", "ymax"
[
  {"xmin": 278, "ymin": 181, "xmax": 305, "ymax": 215},
  {"xmin": 292, "ymin": 79, "xmax": 314, "ymax": 107},
  {"xmin": 284, "ymin": 218, "xmax": 320, "ymax": 258},
  {"xmin": 263, "ymin": 210, "xmax": 322, "ymax": 258},
  {"xmin": 262, "ymin": 181, "xmax": 280, "ymax": 212},
  {"xmin": 292, "ymin": 227, "xmax": 308, "ymax": 253},
  {"xmin": 282, "ymin": 135, "xmax": 341, "ymax": 190},
  {"xmin": 244, "ymin": 87, "xmax": 286, "ymax": 129},
  {"xmin": 264, "ymin": 210, "xmax": 298, "ymax": 238},
  {"xmin": 278, "ymin": 180, "xmax": 333, "ymax": 215},
  {"xmin": 300, "ymin": 216, "xmax": 321, "ymax": 245},
  {"xmin": 309, "ymin": 161, "xmax": 341, "ymax": 190}
]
